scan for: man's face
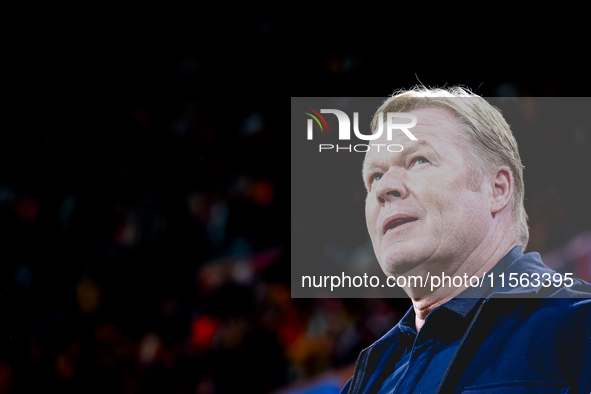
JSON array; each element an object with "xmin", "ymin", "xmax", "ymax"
[{"xmin": 363, "ymin": 107, "xmax": 492, "ymax": 278}]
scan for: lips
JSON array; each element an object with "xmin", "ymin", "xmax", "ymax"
[{"xmin": 383, "ymin": 214, "xmax": 418, "ymax": 234}]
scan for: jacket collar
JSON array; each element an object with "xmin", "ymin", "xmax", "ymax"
[{"xmin": 488, "ymin": 248, "xmax": 557, "ymax": 297}]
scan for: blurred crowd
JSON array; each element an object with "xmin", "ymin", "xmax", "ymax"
[
  {"xmin": 0, "ymin": 48, "xmax": 414, "ymax": 391},
  {"xmin": 0, "ymin": 97, "xmax": 410, "ymax": 392}
]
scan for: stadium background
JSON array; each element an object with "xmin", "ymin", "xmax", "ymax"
[{"xmin": 2, "ymin": 16, "xmax": 590, "ymax": 393}]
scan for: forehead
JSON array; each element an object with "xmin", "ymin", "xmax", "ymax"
[{"xmin": 364, "ymin": 106, "xmax": 465, "ymax": 164}]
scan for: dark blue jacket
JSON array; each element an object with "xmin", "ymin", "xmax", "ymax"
[{"xmin": 341, "ymin": 250, "xmax": 591, "ymax": 394}]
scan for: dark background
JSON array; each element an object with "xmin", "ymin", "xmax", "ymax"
[{"xmin": 1, "ymin": 15, "xmax": 590, "ymax": 394}]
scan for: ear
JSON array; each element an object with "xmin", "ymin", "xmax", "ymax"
[{"xmin": 490, "ymin": 167, "xmax": 513, "ymax": 215}]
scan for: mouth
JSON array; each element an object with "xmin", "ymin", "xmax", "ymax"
[{"xmin": 383, "ymin": 215, "xmax": 418, "ymax": 234}]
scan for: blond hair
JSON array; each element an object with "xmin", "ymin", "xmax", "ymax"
[{"xmin": 371, "ymin": 86, "xmax": 529, "ymax": 250}]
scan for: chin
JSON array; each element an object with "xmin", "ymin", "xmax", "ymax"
[
  {"xmin": 381, "ymin": 262, "xmax": 417, "ymax": 278},
  {"xmin": 379, "ymin": 246, "xmax": 427, "ymax": 277}
]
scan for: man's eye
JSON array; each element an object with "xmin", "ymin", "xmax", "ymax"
[
  {"xmin": 370, "ymin": 173, "xmax": 383, "ymax": 184},
  {"xmin": 416, "ymin": 157, "xmax": 430, "ymax": 165}
]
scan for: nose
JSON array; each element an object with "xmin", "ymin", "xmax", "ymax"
[{"xmin": 375, "ymin": 168, "xmax": 408, "ymax": 204}]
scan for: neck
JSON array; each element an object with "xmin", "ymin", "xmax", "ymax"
[{"xmin": 410, "ymin": 227, "xmax": 518, "ymax": 332}]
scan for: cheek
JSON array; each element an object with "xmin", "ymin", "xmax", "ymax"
[
  {"xmin": 438, "ymin": 190, "xmax": 487, "ymax": 237},
  {"xmin": 417, "ymin": 180, "xmax": 458, "ymax": 233},
  {"xmin": 365, "ymin": 198, "xmax": 378, "ymax": 235}
]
